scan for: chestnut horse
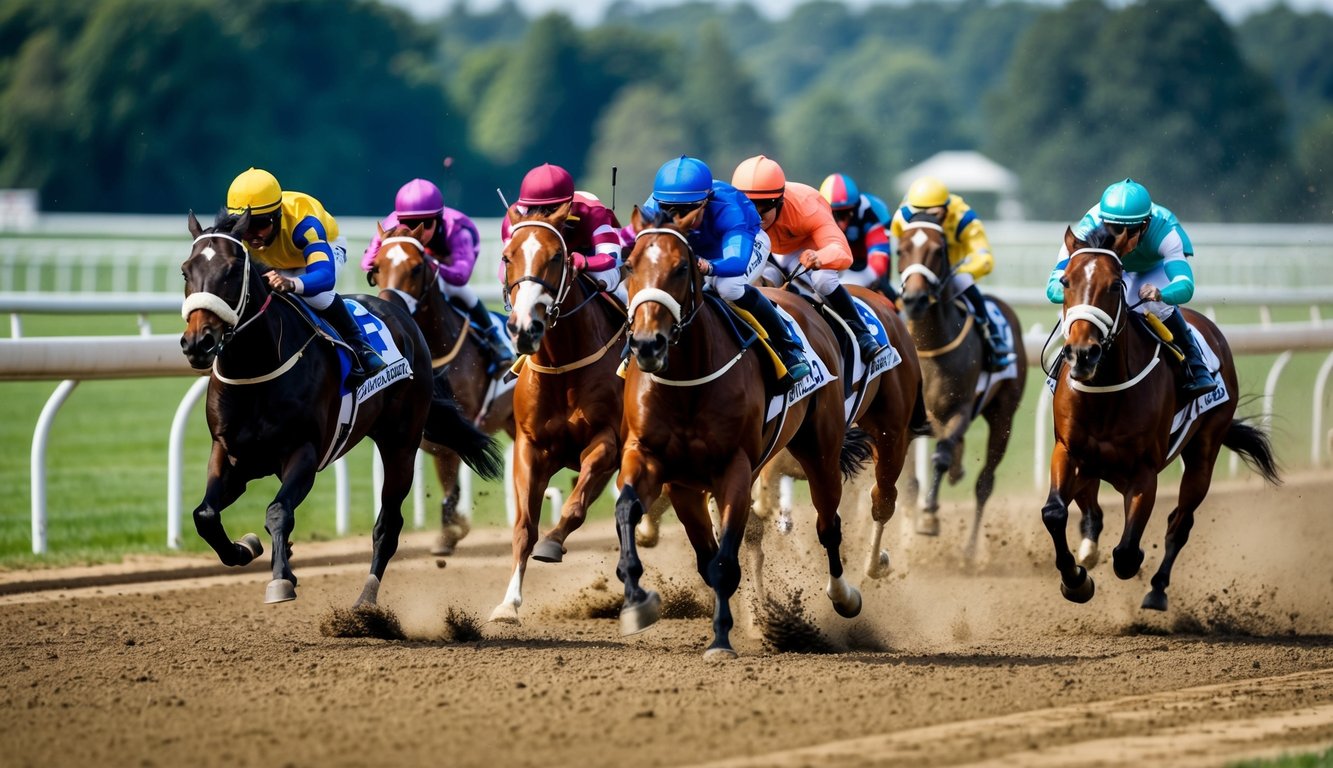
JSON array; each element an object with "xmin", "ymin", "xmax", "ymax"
[
  {"xmin": 745, "ymin": 279, "xmax": 926, "ymax": 590},
  {"xmin": 615, "ymin": 207, "xmax": 873, "ymax": 659},
  {"xmin": 368, "ymin": 223, "xmax": 516, "ymax": 556},
  {"xmin": 1045, "ymin": 226, "xmax": 1280, "ymax": 610},
  {"xmin": 488, "ymin": 203, "xmax": 631, "ymax": 624},
  {"xmin": 897, "ymin": 212, "xmax": 1026, "ymax": 557},
  {"xmin": 180, "ymin": 211, "xmax": 502, "ymax": 606}
]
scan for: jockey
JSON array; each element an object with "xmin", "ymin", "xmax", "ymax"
[
  {"xmin": 1047, "ymin": 178, "xmax": 1216, "ymax": 399},
  {"xmin": 890, "ymin": 176, "xmax": 1014, "ymax": 371},
  {"xmin": 226, "ymin": 167, "xmax": 387, "ymax": 387},
  {"xmin": 734, "ymin": 155, "xmax": 883, "ymax": 362},
  {"xmin": 640, "ymin": 155, "xmax": 812, "ymax": 392},
  {"xmin": 361, "ymin": 178, "xmax": 514, "ymax": 371},
  {"xmin": 500, "ymin": 163, "xmax": 627, "ymax": 305},
  {"xmin": 819, "ymin": 172, "xmax": 897, "ymax": 301}
]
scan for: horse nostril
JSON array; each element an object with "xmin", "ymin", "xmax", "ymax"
[{"xmin": 530, "ymin": 319, "xmax": 545, "ymax": 337}]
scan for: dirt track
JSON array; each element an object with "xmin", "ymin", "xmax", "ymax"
[{"xmin": 2, "ymin": 474, "xmax": 1332, "ymax": 767}]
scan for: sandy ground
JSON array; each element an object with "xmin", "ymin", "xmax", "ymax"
[{"xmin": 2, "ymin": 473, "xmax": 1332, "ymax": 768}]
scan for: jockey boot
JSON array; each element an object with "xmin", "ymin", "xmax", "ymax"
[
  {"xmin": 465, "ymin": 298, "xmax": 516, "ymax": 372},
  {"xmin": 825, "ymin": 283, "xmax": 883, "ymax": 362},
  {"xmin": 963, "ymin": 284, "xmax": 1014, "ymax": 372},
  {"xmin": 734, "ymin": 284, "xmax": 811, "ymax": 392},
  {"xmin": 1162, "ymin": 309, "xmax": 1217, "ymax": 399},
  {"xmin": 318, "ymin": 298, "xmax": 387, "ymax": 389}
]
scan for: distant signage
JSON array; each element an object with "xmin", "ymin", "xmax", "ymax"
[{"xmin": 0, "ymin": 189, "xmax": 38, "ymax": 231}]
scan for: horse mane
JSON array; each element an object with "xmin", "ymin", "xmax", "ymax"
[
  {"xmin": 213, "ymin": 208, "xmax": 243, "ymax": 231},
  {"xmin": 908, "ymin": 210, "xmax": 940, "ymax": 225},
  {"xmin": 639, "ymin": 207, "xmax": 677, "ymax": 229},
  {"xmin": 1083, "ymin": 226, "xmax": 1116, "ymax": 251}
]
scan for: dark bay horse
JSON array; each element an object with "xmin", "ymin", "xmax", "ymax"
[
  {"xmin": 488, "ymin": 203, "xmax": 630, "ymax": 624},
  {"xmin": 180, "ymin": 211, "xmax": 502, "ymax": 606},
  {"xmin": 1046, "ymin": 226, "xmax": 1280, "ymax": 610},
  {"xmin": 746, "ymin": 279, "xmax": 926, "ymax": 586},
  {"xmin": 897, "ymin": 213, "xmax": 1026, "ymax": 557},
  {"xmin": 368, "ymin": 223, "xmax": 516, "ymax": 556},
  {"xmin": 615, "ymin": 207, "xmax": 872, "ymax": 659}
]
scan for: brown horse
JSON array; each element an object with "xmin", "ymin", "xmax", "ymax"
[
  {"xmin": 896, "ymin": 212, "xmax": 1026, "ymax": 557},
  {"xmin": 180, "ymin": 211, "xmax": 502, "ymax": 606},
  {"xmin": 488, "ymin": 203, "xmax": 630, "ymax": 624},
  {"xmin": 614, "ymin": 207, "xmax": 873, "ymax": 659},
  {"xmin": 368, "ymin": 223, "xmax": 516, "ymax": 556},
  {"xmin": 1045, "ymin": 226, "xmax": 1280, "ymax": 610},
  {"xmin": 745, "ymin": 280, "xmax": 926, "ymax": 591}
]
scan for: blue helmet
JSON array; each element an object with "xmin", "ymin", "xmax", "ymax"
[
  {"xmin": 1099, "ymin": 179, "xmax": 1152, "ymax": 224},
  {"xmin": 653, "ymin": 156, "xmax": 713, "ymax": 204}
]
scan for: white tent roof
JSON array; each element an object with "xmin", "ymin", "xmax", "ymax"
[{"xmin": 894, "ymin": 151, "xmax": 1020, "ymax": 195}]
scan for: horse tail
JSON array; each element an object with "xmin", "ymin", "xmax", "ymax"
[
  {"xmin": 1222, "ymin": 418, "xmax": 1282, "ymax": 486},
  {"xmin": 839, "ymin": 427, "xmax": 875, "ymax": 481},
  {"xmin": 424, "ymin": 373, "xmax": 504, "ymax": 481},
  {"xmin": 909, "ymin": 388, "xmax": 933, "ymax": 438}
]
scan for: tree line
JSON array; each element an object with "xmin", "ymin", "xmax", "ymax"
[{"xmin": 1, "ymin": 0, "xmax": 1330, "ymax": 222}]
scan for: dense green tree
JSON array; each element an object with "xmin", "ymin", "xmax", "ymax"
[
  {"xmin": 856, "ymin": 50, "xmax": 970, "ymax": 174},
  {"xmin": 583, "ymin": 84, "xmax": 692, "ymax": 208},
  {"xmin": 775, "ymin": 86, "xmax": 882, "ymax": 190},
  {"xmin": 680, "ymin": 23, "xmax": 774, "ymax": 173},
  {"xmin": 1296, "ymin": 111, "xmax": 1333, "ymax": 221},
  {"xmin": 1237, "ymin": 7, "xmax": 1333, "ymax": 134}
]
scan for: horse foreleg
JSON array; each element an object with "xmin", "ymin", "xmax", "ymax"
[
  {"xmin": 489, "ymin": 439, "xmax": 553, "ymax": 624},
  {"xmin": 1112, "ymin": 469, "xmax": 1158, "ymax": 581},
  {"xmin": 970, "ymin": 403, "xmax": 1018, "ymax": 562},
  {"xmin": 358, "ymin": 443, "xmax": 416, "ymax": 606},
  {"xmin": 669, "ymin": 486, "xmax": 719, "ymax": 587},
  {"xmin": 615, "ymin": 449, "xmax": 664, "ymax": 636},
  {"xmin": 1074, "ymin": 482, "xmax": 1105, "ymax": 569},
  {"xmin": 704, "ymin": 452, "xmax": 753, "ymax": 660},
  {"xmin": 920, "ymin": 412, "xmax": 968, "ymax": 534},
  {"xmin": 265, "ymin": 445, "xmax": 319, "ymax": 604},
  {"xmin": 192, "ymin": 442, "xmax": 260, "ymax": 567},
  {"xmin": 1043, "ymin": 444, "xmax": 1094, "ymax": 603},
  {"xmin": 1144, "ymin": 444, "xmax": 1218, "ymax": 611},
  {"xmin": 536, "ymin": 430, "xmax": 617, "ymax": 562},
  {"xmin": 429, "ymin": 450, "xmax": 467, "ymax": 557}
]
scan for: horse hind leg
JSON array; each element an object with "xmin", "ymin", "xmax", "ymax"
[
  {"xmin": 1143, "ymin": 441, "xmax": 1219, "ymax": 611},
  {"xmin": 357, "ymin": 444, "xmax": 415, "ymax": 607},
  {"xmin": 430, "ymin": 451, "xmax": 468, "ymax": 557},
  {"xmin": 634, "ymin": 497, "xmax": 670, "ymax": 547},
  {"xmin": 1075, "ymin": 484, "xmax": 1105, "ymax": 569},
  {"xmin": 534, "ymin": 433, "xmax": 618, "ymax": 562},
  {"xmin": 264, "ymin": 447, "xmax": 320, "ymax": 604}
]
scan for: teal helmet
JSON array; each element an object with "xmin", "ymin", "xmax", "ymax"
[
  {"xmin": 653, "ymin": 156, "xmax": 713, "ymax": 204},
  {"xmin": 1099, "ymin": 179, "xmax": 1152, "ymax": 224}
]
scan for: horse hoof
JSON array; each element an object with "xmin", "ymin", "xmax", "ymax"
[
  {"xmin": 776, "ymin": 513, "xmax": 793, "ymax": 535},
  {"xmin": 355, "ymin": 574, "xmax": 381, "ymax": 606},
  {"xmin": 1141, "ymin": 590, "xmax": 1169, "ymax": 612},
  {"xmin": 865, "ymin": 550, "xmax": 892, "ymax": 579},
  {"xmin": 1059, "ymin": 569, "xmax": 1095, "ymax": 604},
  {"xmin": 238, "ymin": 533, "xmax": 264, "ymax": 562},
  {"xmin": 703, "ymin": 646, "xmax": 738, "ymax": 661},
  {"xmin": 532, "ymin": 538, "xmax": 565, "ymax": 563},
  {"xmin": 1076, "ymin": 539, "xmax": 1100, "ymax": 569},
  {"xmin": 634, "ymin": 523, "xmax": 659, "ymax": 548},
  {"xmin": 832, "ymin": 586, "xmax": 863, "ymax": 619},
  {"xmin": 264, "ymin": 579, "xmax": 296, "ymax": 604},
  {"xmin": 429, "ymin": 534, "xmax": 456, "ymax": 557},
  {"xmin": 488, "ymin": 603, "xmax": 520, "ymax": 625},
  {"xmin": 1113, "ymin": 555, "xmax": 1142, "ymax": 581},
  {"xmin": 620, "ymin": 591, "xmax": 662, "ymax": 636},
  {"xmin": 915, "ymin": 513, "xmax": 940, "ymax": 536}
]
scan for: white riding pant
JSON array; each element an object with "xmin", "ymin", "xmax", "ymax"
[
  {"xmin": 1122, "ymin": 263, "xmax": 1176, "ymax": 320},
  {"xmin": 840, "ymin": 265, "xmax": 879, "ymax": 288},
  {"xmin": 587, "ymin": 265, "xmax": 628, "ymax": 305},
  {"xmin": 760, "ymin": 247, "xmax": 840, "ymax": 297},
  {"xmin": 438, "ymin": 278, "xmax": 480, "ymax": 308},
  {"xmin": 276, "ymin": 236, "xmax": 347, "ymax": 311},
  {"xmin": 712, "ymin": 230, "xmax": 771, "ymax": 302}
]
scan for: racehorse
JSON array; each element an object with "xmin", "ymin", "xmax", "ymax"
[
  {"xmin": 1045, "ymin": 226, "xmax": 1280, "ymax": 610},
  {"xmin": 896, "ymin": 211, "xmax": 1026, "ymax": 557},
  {"xmin": 746, "ymin": 278, "xmax": 926, "ymax": 589},
  {"xmin": 488, "ymin": 202, "xmax": 630, "ymax": 624},
  {"xmin": 367, "ymin": 223, "xmax": 516, "ymax": 556},
  {"xmin": 614, "ymin": 206, "xmax": 873, "ymax": 658},
  {"xmin": 180, "ymin": 210, "xmax": 502, "ymax": 606}
]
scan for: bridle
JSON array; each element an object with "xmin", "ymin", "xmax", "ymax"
[
  {"xmin": 626, "ymin": 227, "xmax": 704, "ymax": 345},
  {"xmin": 1061, "ymin": 247, "xmax": 1128, "ymax": 349},
  {"xmin": 503, "ymin": 220, "xmax": 598, "ymax": 326},
  {"xmin": 374, "ymin": 235, "xmax": 435, "ymax": 315},
  {"xmin": 180, "ymin": 231, "xmax": 265, "ymax": 349},
  {"xmin": 897, "ymin": 220, "xmax": 956, "ymax": 303}
]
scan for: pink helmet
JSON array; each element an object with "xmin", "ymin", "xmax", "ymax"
[
  {"xmin": 517, "ymin": 164, "xmax": 575, "ymax": 206},
  {"xmin": 394, "ymin": 178, "xmax": 444, "ymax": 218}
]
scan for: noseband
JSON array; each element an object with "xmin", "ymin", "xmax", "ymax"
[
  {"xmin": 376, "ymin": 235, "xmax": 434, "ymax": 315},
  {"xmin": 180, "ymin": 232, "xmax": 259, "ymax": 348},
  {"xmin": 897, "ymin": 220, "xmax": 953, "ymax": 301},
  {"xmin": 627, "ymin": 227, "xmax": 703, "ymax": 344},
  {"xmin": 1061, "ymin": 247, "xmax": 1127, "ymax": 347},
  {"xmin": 504, "ymin": 220, "xmax": 573, "ymax": 325}
]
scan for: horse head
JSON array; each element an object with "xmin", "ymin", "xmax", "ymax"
[
  {"xmin": 623, "ymin": 205, "xmax": 706, "ymax": 373},
  {"xmin": 181, "ymin": 209, "xmax": 264, "ymax": 369},
  {"xmin": 501, "ymin": 202, "xmax": 573, "ymax": 354},
  {"xmin": 896, "ymin": 211, "xmax": 950, "ymax": 320},
  {"xmin": 1059, "ymin": 226, "xmax": 1129, "ymax": 382},
  {"xmin": 370, "ymin": 222, "xmax": 434, "ymax": 314}
]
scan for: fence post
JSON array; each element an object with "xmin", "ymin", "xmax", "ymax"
[{"xmin": 31, "ymin": 379, "xmax": 78, "ymax": 554}]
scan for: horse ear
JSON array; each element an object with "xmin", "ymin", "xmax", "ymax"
[
  {"xmin": 376, "ymin": 221, "xmax": 386, "ymax": 239},
  {"xmin": 678, "ymin": 205, "xmax": 705, "ymax": 231},
  {"xmin": 506, "ymin": 205, "xmax": 523, "ymax": 226},
  {"xmin": 232, "ymin": 210, "xmax": 251, "ymax": 239},
  {"xmin": 545, "ymin": 201, "xmax": 572, "ymax": 228},
  {"xmin": 630, "ymin": 205, "xmax": 644, "ymax": 233},
  {"xmin": 1063, "ymin": 226, "xmax": 1078, "ymax": 252},
  {"xmin": 409, "ymin": 223, "xmax": 426, "ymax": 242},
  {"xmin": 188, "ymin": 210, "xmax": 203, "ymax": 238}
]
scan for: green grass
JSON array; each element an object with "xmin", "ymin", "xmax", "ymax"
[
  {"xmin": 1230, "ymin": 746, "xmax": 1333, "ymax": 767},
  {"xmin": 1, "ymin": 305, "xmax": 1327, "ymax": 567}
]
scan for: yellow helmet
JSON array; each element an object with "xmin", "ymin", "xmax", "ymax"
[
  {"xmin": 227, "ymin": 168, "xmax": 283, "ymax": 215},
  {"xmin": 906, "ymin": 176, "xmax": 950, "ymax": 209}
]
